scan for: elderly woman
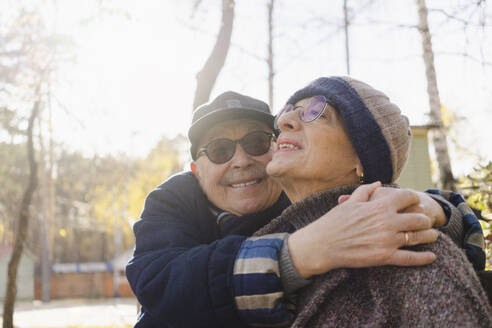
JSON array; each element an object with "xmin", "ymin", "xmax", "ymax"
[{"xmin": 250, "ymin": 77, "xmax": 491, "ymax": 327}]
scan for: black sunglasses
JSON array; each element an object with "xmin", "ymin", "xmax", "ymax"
[{"xmin": 197, "ymin": 131, "xmax": 275, "ymax": 164}]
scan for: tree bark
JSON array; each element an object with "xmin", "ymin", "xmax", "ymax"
[
  {"xmin": 416, "ymin": 0, "xmax": 455, "ymax": 190},
  {"xmin": 267, "ymin": 0, "xmax": 275, "ymax": 109},
  {"xmin": 343, "ymin": 0, "xmax": 351, "ymax": 75},
  {"xmin": 37, "ymin": 112, "xmax": 51, "ymax": 303},
  {"xmin": 192, "ymin": 0, "xmax": 235, "ymax": 110},
  {"xmin": 47, "ymin": 102, "xmax": 55, "ymax": 298},
  {"xmin": 2, "ymin": 89, "xmax": 41, "ymax": 328}
]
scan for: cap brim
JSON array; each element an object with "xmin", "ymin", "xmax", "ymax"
[{"xmin": 188, "ymin": 107, "xmax": 275, "ymax": 144}]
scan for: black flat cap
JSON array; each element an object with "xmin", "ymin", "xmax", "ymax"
[{"xmin": 188, "ymin": 91, "xmax": 274, "ymax": 160}]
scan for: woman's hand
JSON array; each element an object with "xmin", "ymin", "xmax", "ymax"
[{"xmin": 288, "ymin": 182, "xmax": 438, "ymax": 279}]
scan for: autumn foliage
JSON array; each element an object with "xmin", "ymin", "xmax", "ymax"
[{"xmin": 458, "ymin": 162, "xmax": 492, "ymax": 269}]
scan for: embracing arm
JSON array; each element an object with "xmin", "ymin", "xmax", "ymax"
[
  {"xmin": 337, "ymin": 185, "xmax": 485, "ymax": 270},
  {"xmin": 236, "ymin": 183, "xmax": 438, "ymax": 327},
  {"xmin": 236, "ymin": 184, "xmax": 486, "ymax": 327},
  {"xmin": 426, "ymin": 189, "xmax": 486, "ymax": 270},
  {"xmin": 126, "ymin": 173, "xmax": 298, "ymax": 328},
  {"xmin": 288, "ymin": 182, "xmax": 438, "ymax": 279},
  {"xmin": 125, "ymin": 174, "xmax": 247, "ymax": 328},
  {"xmin": 231, "ymin": 183, "xmax": 486, "ymax": 326},
  {"xmin": 369, "ymin": 186, "xmax": 485, "ymax": 270}
]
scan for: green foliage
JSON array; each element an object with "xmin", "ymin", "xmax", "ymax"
[
  {"xmin": 0, "ymin": 108, "xmax": 25, "ymax": 137},
  {"xmin": 0, "ymin": 141, "xmax": 28, "ymax": 244},
  {"xmin": 0, "ymin": 133, "xmax": 184, "ymax": 262},
  {"xmin": 82, "ymin": 135, "xmax": 183, "ymax": 259},
  {"xmin": 458, "ymin": 161, "xmax": 492, "ymax": 269}
]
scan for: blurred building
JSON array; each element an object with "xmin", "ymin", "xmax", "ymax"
[
  {"xmin": 0, "ymin": 246, "xmax": 35, "ymax": 301},
  {"xmin": 34, "ymin": 259, "xmax": 134, "ymax": 299},
  {"xmin": 397, "ymin": 125, "xmax": 436, "ymax": 190},
  {"xmin": 112, "ymin": 248, "xmax": 135, "ymax": 297}
]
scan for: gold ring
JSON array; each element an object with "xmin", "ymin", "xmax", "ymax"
[{"xmin": 404, "ymin": 232, "xmax": 409, "ymax": 246}]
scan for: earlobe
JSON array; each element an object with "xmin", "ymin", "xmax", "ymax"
[
  {"xmin": 355, "ymin": 160, "xmax": 364, "ymax": 180},
  {"xmin": 190, "ymin": 162, "xmax": 200, "ymax": 180}
]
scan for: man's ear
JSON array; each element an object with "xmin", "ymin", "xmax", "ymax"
[{"xmin": 190, "ymin": 162, "xmax": 200, "ymax": 180}]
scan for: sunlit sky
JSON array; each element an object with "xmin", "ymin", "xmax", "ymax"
[{"xmin": 3, "ymin": 0, "xmax": 492, "ymax": 175}]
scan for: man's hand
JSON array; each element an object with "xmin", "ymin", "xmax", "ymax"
[
  {"xmin": 288, "ymin": 182, "xmax": 438, "ymax": 279},
  {"xmin": 339, "ymin": 187, "xmax": 447, "ymax": 227}
]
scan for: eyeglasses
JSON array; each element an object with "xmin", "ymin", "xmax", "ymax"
[
  {"xmin": 274, "ymin": 95, "xmax": 329, "ymax": 130},
  {"xmin": 197, "ymin": 131, "xmax": 275, "ymax": 164}
]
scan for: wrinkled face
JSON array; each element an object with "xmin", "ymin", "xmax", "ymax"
[
  {"xmin": 193, "ymin": 119, "xmax": 282, "ymax": 216},
  {"xmin": 267, "ymin": 96, "xmax": 361, "ymax": 199}
]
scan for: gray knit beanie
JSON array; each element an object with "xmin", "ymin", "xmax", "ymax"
[{"xmin": 285, "ymin": 76, "xmax": 411, "ymax": 184}]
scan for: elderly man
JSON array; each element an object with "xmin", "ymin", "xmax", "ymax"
[{"xmin": 126, "ymin": 91, "xmax": 484, "ymax": 327}]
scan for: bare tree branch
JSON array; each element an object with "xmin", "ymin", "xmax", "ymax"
[
  {"xmin": 191, "ymin": 0, "xmax": 204, "ymax": 19},
  {"xmin": 355, "ymin": 18, "xmax": 418, "ymax": 29},
  {"xmin": 429, "ymin": 8, "xmax": 470, "ymax": 25},
  {"xmin": 267, "ymin": 0, "xmax": 275, "ymax": 109},
  {"xmin": 436, "ymin": 51, "xmax": 492, "ymax": 67},
  {"xmin": 192, "ymin": 0, "xmax": 235, "ymax": 110}
]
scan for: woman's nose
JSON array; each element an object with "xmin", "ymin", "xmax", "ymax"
[{"xmin": 276, "ymin": 109, "xmax": 300, "ymax": 132}]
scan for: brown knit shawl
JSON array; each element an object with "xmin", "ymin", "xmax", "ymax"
[{"xmin": 254, "ymin": 185, "xmax": 492, "ymax": 328}]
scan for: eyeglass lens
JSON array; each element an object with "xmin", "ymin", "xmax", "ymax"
[
  {"xmin": 300, "ymin": 96, "xmax": 327, "ymax": 122},
  {"xmin": 274, "ymin": 95, "xmax": 327, "ymax": 129}
]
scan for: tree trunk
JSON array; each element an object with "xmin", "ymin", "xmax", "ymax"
[
  {"xmin": 112, "ymin": 194, "xmax": 122, "ymax": 298},
  {"xmin": 343, "ymin": 0, "xmax": 350, "ymax": 75},
  {"xmin": 267, "ymin": 0, "xmax": 275, "ymax": 109},
  {"xmin": 2, "ymin": 92, "xmax": 41, "ymax": 328},
  {"xmin": 416, "ymin": 0, "xmax": 455, "ymax": 190},
  {"xmin": 37, "ymin": 114, "xmax": 51, "ymax": 303},
  {"xmin": 192, "ymin": 0, "xmax": 235, "ymax": 110},
  {"xmin": 47, "ymin": 102, "xmax": 55, "ymax": 260},
  {"xmin": 40, "ymin": 211, "xmax": 51, "ymax": 302}
]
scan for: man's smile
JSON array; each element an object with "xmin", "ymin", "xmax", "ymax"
[{"xmin": 229, "ymin": 178, "xmax": 263, "ymax": 188}]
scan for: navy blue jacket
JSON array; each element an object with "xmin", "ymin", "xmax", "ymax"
[{"xmin": 126, "ymin": 171, "xmax": 290, "ymax": 327}]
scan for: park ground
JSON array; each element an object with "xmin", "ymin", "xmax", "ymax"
[{"xmin": 0, "ymin": 298, "xmax": 137, "ymax": 328}]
